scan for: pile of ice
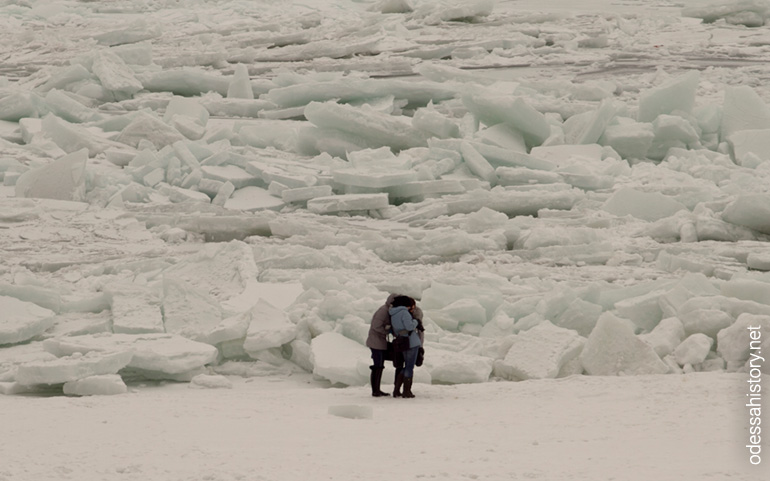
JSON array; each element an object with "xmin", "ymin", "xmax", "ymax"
[
  {"xmin": 3, "ymin": 0, "xmax": 770, "ymax": 396},
  {"xmin": 6, "ymin": 62, "xmax": 770, "ymax": 243},
  {"xmin": 2, "ymin": 234, "xmax": 770, "ymax": 396},
  {"xmin": 6, "ymin": 63, "xmax": 770, "ymax": 243}
]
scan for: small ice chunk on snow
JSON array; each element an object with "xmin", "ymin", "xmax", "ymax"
[
  {"xmin": 263, "ymin": 78, "xmax": 456, "ymax": 110},
  {"xmin": 462, "ymin": 94, "xmax": 551, "ymax": 148},
  {"xmin": 721, "ymin": 277, "xmax": 770, "ymax": 306},
  {"xmin": 475, "ymin": 123, "xmax": 527, "ymax": 152},
  {"xmin": 373, "ymin": 0, "xmax": 413, "ymax": 13},
  {"xmin": 0, "ymin": 343, "xmax": 57, "ymax": 382},
  {"xmin": 614, "ymin": 289, "xmax": 665, "ymax": 332},
  {"xmin": 116, "ymin": 110, "xmax": 186, "ymax": 149},
  {"xmin": 227, "ymin": 64, "xmax": 254, "ymax": 100},
  {"xmin": 0, "ymin": 296, "xmax": 55, "ymax": 346},
  {"xmin": 304, "ymin": 101, "xmax": 428, "ymax": 152},
  {"xmin": 530, "ymin": 143, "xmax": 603, "ymax": 165},
  {"xmin": 495, "ymin": 167, "xmax": 562, "ymax": 186},
  {"xmin": 161, "ymin": 241, "xmax": 259, "ymax": 302},
  {"xmin": 421, "ymin": 282, "xmax": 503, "ymax": 320},
  {"xmin": 674, "ymin": 334, "xmax": 714, "ymax": 366},
  {"xmin": 638, "ymin": 71, "xmax": 699, "ymax": 123},
  {"xmin": 44, "ymin": 90, "xmax": 103, "ymax": 124},
  {"xmin": 412, "ymin": 107, "xmax": 460, "ymax": 139},
  {"xmin": 332, "ymin": 168, "xmax": 418, "ymax": 189},
  {"xmin": 93, "ymin": 19, "xmax": 161, "ymax": 47},
  {"xmin": 652, "ymin": 114, "xmax": 700, "ymax": 145},
  {"xmin": 460, "ymin": 142, "xmax": 497, "ymax": 185},
  {"xmin": 431, "ymin": 139, "xmax": 556, "ymax": 171},
  {"xmin": 602, "ymin": 187, "xmax": 687, "ymax": 222},
  {"xmin": 328, "ymin": 404, "xmax": 373, "ymax": 419},
  {"xmin": 0, "ymin": 91, "xmax": 46, "ymax": 122},
  {"xmin": 211, "ymin": 283, "xmax": 302, "ymax": 341},
  {"xmin": 720, "ymin": 86, "xmax": 770, "ymax": 141},
  {"xmin": 243, "ymin": 299, "xmax": 297, "ymax": 355},
  {"xmin": 139, "ymin": 67, "xmax": 231, "ymax": 97},
  {"xmin": 371, "ymin": 229, "xmax": 502, "ymax": 263},
  {"xmin": 202, "ymin": 97, "xmax": 276, "ymax": 118},
  {"xmin": 105, "ymin": 283, "xmax": 164, "ymax": 334},
  {"xmin": 600, "ymin": 120, "xmax": 654, "ymax": 160},
  {"xmin": 497, "ymin": 321, "xmax": 585, "ymax": 380},
  {"xmin": 387, "ymin": 179, "xmax": 465, "ymax": 199},
  {"xmin": 426, "ymin": 298, "xmax": 487, "ymax": 330},
  {"xmin": 722, "ymin": 194, "xmax": 770, "ymax": 235},
  {"xmin": 564, "ymin": 99, "xmax": 616, "ymax": 145},
  {"xmin": 728, "ymin": 129, "xmax": 770, "ymax": 166},
  {"xmin": 40, "ymin": 114, "xmax": 117, "ymax": 157},
  {"xmin": 639, "ymin": 317, "xmax": 685, "ymax": 358},
  {"xmin": 311, "ymin": 332, "xmax": 369, "ymax": 386},
  {"xmin": 580, "ymin": 312, "xmax": 669, "ymax": 376},
  {"xmin": 418, "ymin": 0, "xmax": 496, "ymax": 23},
  {"xmin": 281, "ymin": 185, "xmax": 333, "ymax": 203},
  {"xmin": 63, "ymin": 374, "xmax": 128, "ymax": 396},
  {"xmin": 16, "ymin": 351, "xmax": 133, "ymax": 386},
  {"xmin": 162, "ymin": 277, "xmax": 223, "ymax": 342},
  {"xmin": 449, "ymin": 186, "xmax": 584, "ymax": 217},
  {"xmin": 716, "ymin": 313, "xmax": 770, "ymax": 365},
  {"xmin": 91, "ymin": 51, "xmax": 144, "ymax": 98},
  {"xmin": 307, "ymin": 193, "xmax": 389, "ymax": 215},
  {"xmin": 201, "ymin": 165, "xmax": 259, "ymax": 189},
  {"xmin": 189, "ymin": 374, "xmax": 233, "ymax": 389},
  {"xmin": 748, "ymin": 252, "xmax": 770, "ymax": 271},
  {"xmin": 163, "ymin": 97, "xmax": 209, "ymax": 127},
  {"xmin": 212, "ymin": 181, "xmax": 236, "ymax": 206},
  {"xmin": 224, "ymin": 186, "xmax": 285, "ymax": 212},
  {"xmin": 680, "ymin": 309, "xmax": 733, "ymax": 339},
  {"xmin": 553, "ymin": 298, "xmax": 602, "ymax": 337},
  {"xmin": 683, "ymin": 1, "xmax": 770, "ymax": 27},
  {"xmin": 423, "ymin": 348, "xmax": 493, "ymax": 384},
  {"xmin": 15, "ymin": 148, "xmax": 88, "ymax": 202},
  {"xmin": 43, "ymin": 333, "xmax": 219, "ymax": 375}
]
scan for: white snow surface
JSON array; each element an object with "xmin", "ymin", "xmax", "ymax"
[
  {"xmin": 0, "ymin": 372, "xmax": 759, "ymax": 480},
  {"xmin": 2, "ymin": 0, "xmax": 770, "ymax": 479}
]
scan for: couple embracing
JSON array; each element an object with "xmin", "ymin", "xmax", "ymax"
[{"xmin": 366, "ymin": 294, "xmax": 424, "ymax": 398}]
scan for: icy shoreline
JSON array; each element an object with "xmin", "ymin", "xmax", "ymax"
[{"xmin": 2, "ymin": 0, "xmax": 770, "ymax": 397}]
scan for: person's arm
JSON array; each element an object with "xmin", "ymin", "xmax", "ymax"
[
  {"xmin": 370, "ymin": 306, "xmax": 389, "ymax": 335},
  {"xmin": 392, "ymin": 309, "xmax": 418, "ymax": 333}
]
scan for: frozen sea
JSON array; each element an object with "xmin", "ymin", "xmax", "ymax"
[{"xmin": 1, "ymin": 0, "xmax": 770, "ymax": 479}]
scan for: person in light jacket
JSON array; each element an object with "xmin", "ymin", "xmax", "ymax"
[
  {"xmin": 365, "ymin": 293, "xmax": 423, "ymax": 397},
  {"xmin": 389, "ymin": 295, "xmax": 422, "ymax": 398}
]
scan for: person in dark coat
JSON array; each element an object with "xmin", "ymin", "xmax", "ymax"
[
  {"xmin": 389, "ymin": 295, "xmax": 423, "ymax": 399},
  {"xmin": 365, "ymin": 293, "xmax": 423, "ymax": 397}
]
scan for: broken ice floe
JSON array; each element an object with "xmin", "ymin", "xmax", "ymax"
[
  {"xmin": 683, "ymin": 0, "xmax": 770, "ymax": 27},
  {"xmin": 0, "ymin": 296, "xmax": 56, "ymax": 346},
  {"xmin": 5, "ymin": 60, "xmax": 770, "ymax": 249},
  {"xmin": 4, "ymin": 0, "xmax": 770, "ymax": 396}
]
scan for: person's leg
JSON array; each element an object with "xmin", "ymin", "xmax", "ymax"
[
  {"xmin": 370, "ymin": 349, "xmax": 389, "ymax": 397},
  {"xmin": 402, "ymin": 347, "xmax": 419, "ymax": 398},
  {"xmin": 393, "ymin": 352, "xmax": 404, "ymax": 397},
  {"xmin": 371, "ymin": 348, "xmax": 385, "ymax": 369}
]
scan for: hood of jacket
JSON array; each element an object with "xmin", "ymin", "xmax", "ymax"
[{"xmin": 388, "ymin": 305, "xmax": 410, "ymax": 316}]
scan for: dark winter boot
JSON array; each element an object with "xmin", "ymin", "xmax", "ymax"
[
  {"xmin": 393, "ymin": 370, "xmax": 404, "ymax": 398},
  {"xmin": 402, "ymin": 377, "xmax": 415, "ymax": 398},
  {"xmin": 370, "ymin": 367, "xmax": 389, "ymax": 397}
]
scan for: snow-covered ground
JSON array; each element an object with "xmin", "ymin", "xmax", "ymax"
[
  {"xmin": 2, "ymin": 0, "xmax": 770, "ymax": 479},
  {"xmin": 0, "ymin": 371, "xmax": 758, "ymax": 481}
]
